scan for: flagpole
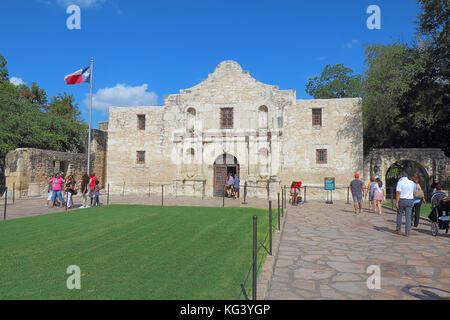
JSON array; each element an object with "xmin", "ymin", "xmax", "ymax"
[{"xmin": 87, "ymin": 57, "xmax": 93, "ymax": 176}]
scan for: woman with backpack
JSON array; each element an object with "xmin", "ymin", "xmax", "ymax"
[{"xmin": 411, "ymin": 176, "xmax": 426, "ymax": 227}]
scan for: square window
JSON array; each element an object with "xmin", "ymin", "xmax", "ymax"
[
  {"xmin": 316, "ymin": 149, "xmax": 327, "ymax": 164},
  {"xmin": 220, "ymin": 108, "xmax": 233, "ymax": 128},
  {"xmin": 137, "ymin": 114, "xmax": 145, "ymax": 130},
  {"xmin": 312, "ymin": 109, "xmax": 322, "ymax": 126},
  {"xmin": 136, "ymin": 151, "xmax": 145, "ymax": 164}
]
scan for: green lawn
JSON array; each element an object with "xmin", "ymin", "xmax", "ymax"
[
  {"xmin": 383, "ymin": 202, "xmax": 431, "ymax": 217},
  {"xmin": 0, "ymin": 205, "xmax": 277, "ymax": 299}
]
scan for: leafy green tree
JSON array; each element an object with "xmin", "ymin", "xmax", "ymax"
[
  {"xmin": 0, "ymin": 54, "xmax": 8, "ymax": 83},
  {"xmin": 305, "ymin": 64, "xmax": 363, "ymax": 99},
  {"xmin": 362, "ymin": 42, "xmax": 426, "ymax": 151},
  {"xmin": 0, "ymin": 55, "xmax": 87, "ymax": 159}
]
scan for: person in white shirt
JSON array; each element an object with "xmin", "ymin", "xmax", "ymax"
[{"xmin": 395, "ymin": 171, "xmax": 415, "ymax": 236}]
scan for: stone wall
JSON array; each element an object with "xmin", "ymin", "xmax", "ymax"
[
  {"xmin": 4, "ymin": 129, "xmax": 107, "ymax": 197},
  {"xmin": 280, "ymin": 98, "xmax": 363, "ymax": 200},
  {"xmin": 106, "ymin": 61, "xmax": 363, "ymax": 200}
]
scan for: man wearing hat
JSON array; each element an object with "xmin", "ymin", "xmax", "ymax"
[{"xmin": 350, "ymin": 173, "xmax": 364, "ymax": 214}]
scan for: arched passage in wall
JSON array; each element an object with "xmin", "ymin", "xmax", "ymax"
[
  {"xmin": 385, "ymin": 160, "xmax": 430, "ymax": 199},
  {"xmin": 213, "ymin": 153, "xmax": 239, "ymax": 197}
]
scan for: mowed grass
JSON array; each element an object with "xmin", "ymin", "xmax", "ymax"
[{"xmin": 0, "ymin": 205, "xmax": 276, "ymax": 300}]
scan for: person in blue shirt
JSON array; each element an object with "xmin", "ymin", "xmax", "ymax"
[
  {"xmin": 233, "ymin": 174, "xmax": 240, "ymax": 199},
  {"xmin": 411, "ymin": 176, "xmax": 426, "ymax": 228},
  {"xmin": 226, "ymin": 173, "xmax": 234, "ymax": 197}
]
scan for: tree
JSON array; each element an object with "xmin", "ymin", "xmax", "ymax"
[
  {"xmin": 0, "ymin": 54, "xmax": 8, "ymax": 83},
  {"xmin": 0, "ymin": 55, "xmax": 87, "ymax": 159},
  {"xmin": 362, "ymin": 42, "xmax": 426, "ymax": 151},
  {"xmin": 305, "ymin": 64, "xmax": 363, "ymax": 99}
]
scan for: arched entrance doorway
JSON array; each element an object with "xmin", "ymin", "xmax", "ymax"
[
  {"xmin": 213, "ymin": 153, "xmax": 239, "ymax": 196},
  {"xmin": 385, "ymin": 160, "xmax": 430, "ymax": 199}
]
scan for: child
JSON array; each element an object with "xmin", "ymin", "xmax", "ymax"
[
  {"xmin": 93, "ymin": 180, "xmax": 100, "ymax": 207},
  {"xmin": 45, "ymin": 174, "xmax": 54, "ymax": 207}
]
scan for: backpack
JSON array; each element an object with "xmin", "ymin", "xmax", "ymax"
[{"xmin": 413, "ymin": 189, "xmax": 424, "ymax": 199}]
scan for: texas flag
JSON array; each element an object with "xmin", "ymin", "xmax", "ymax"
[{"xmin": 64, "ymin": 66, "xmax": 91, "ymax": 85}]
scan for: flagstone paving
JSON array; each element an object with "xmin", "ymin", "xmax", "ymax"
[{"xmin": 267, "ymin": 201, "xmax": 450, "ymax": 300}]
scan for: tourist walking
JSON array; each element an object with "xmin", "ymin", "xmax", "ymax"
[
  {"xmin": 350, "ymin": 173, "xmax": 364, "ymax": 214},
  {"xmin": 395, "ymin": 171, "xmax": 415, "ymax": 236},
  {"xmin": 365, "ymin": 177, "xmax": 377, "ymax": 212},
  {"xmin": 93, "ymin": 180, "xmax": 100, "ymax": 206},
  {"xmin": 45, "ymin": 174, "xmax": 55, "ymax": 207},
  {"xmin": 64, "ymin": 175, "xmax": 76, "ymax": 209},
  {"xmin": 411, "ymin": 176, "xmax": 426, "ymax": 228},
  {"xmin": 88, "ymin": 172, "xmax": 98, "ymax": 207},
  {"xmin": 233, "ymin": 174, "xmax": 240, "ymax": 199},
  {"xmin": 80, "ymin": 173, "xmax": 89, "ymax": 208},
  {"xmin": 373, "ymin": 177, "xmax": 385, "ymax": 215},
  {"xmin": 50, "ymin": 172, "xmax": 65, "ymax": 208}
]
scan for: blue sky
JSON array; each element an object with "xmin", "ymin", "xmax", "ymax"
[{"xmin": 1, "ymin": 0, "xmax": 421, "ymax": 128}]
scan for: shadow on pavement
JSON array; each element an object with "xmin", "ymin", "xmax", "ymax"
[{"xmin": 401, "ymin": 285, "xmax": 450, "ymax": 300}]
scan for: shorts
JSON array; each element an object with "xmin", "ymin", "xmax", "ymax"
[
  {"xmin": 352, "ymin": 194, "xmax": 362, "ymax": 203},
  {"xmin": 291, "ymin": 188, "xmax": 299, "ymax": 195},
  {"xmin": 369, "ymin": 192, "xmax": 374, "ymax": 201},
  {"xmin": 89, "ymin": 188, "xmax": 95, "ymax": 198},
  {"xmin": 374, "ymin": 191, "xmax": 383, "ymax": 201}
]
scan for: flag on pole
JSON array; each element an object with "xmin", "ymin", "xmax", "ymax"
[{"xmin": 64, "ymin": 66, "xmax": 91, "ymax": 85}]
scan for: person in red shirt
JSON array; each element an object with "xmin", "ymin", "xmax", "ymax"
[
  {"xmin": 290, "ymin": 181, "xmax": 300, "ymax": 205},
  {"xmin": 88, "ymin": 172, "xmax": 98, "ymax": 207}
]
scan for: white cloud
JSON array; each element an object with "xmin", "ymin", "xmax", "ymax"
[
  {"xmin": 342, "ymin": 40, "xmax": 360, "ymax": 49},
  {"xmin": 85, "ymin": 83, "xmax": 159, "ymax": 113},
  {"xmin": 10, "ymin": 77, "xmax": 26, "ymax": 86}
]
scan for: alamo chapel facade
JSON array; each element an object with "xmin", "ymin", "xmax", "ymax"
[{"xmin": 105, "ymin": 60, "xmax": 363, "ymax": 199}]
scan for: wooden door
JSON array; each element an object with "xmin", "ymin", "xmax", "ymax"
[{"xmin": 214, "ymin": 165, "xmax": 227, "ymax": 197}]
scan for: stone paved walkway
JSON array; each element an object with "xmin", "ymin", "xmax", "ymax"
[{"xmin": 267, "ymin": 201, "xmax": 450, "ymax": 300}]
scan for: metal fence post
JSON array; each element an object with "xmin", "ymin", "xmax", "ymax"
[
  {"xmin": 269, "ymin": 200, "xmax": 272, "ymax": 256},
  {"xmin": 66, "ymin": 191, "xmax": 68, "ymax": 212},
  {"xmin": 161, "ymin": 184, "xmax": 164, "ymax": 206},
  {"xmin": 122, "ymin": 181, "xmax": 125, "ymax": 197},
  {"xmin": 107, "ymin": 183, "xmax": 110, "ymax": 205},
  {"xmin": 3, "ymin": 187, "xmax": 7, "ymax": 220},
  {"xmin": 304, "ymin": 186, "xmax": 307, "ymax": 203},
  {"xmin": 148, "ymin": 182, "xmax": 150, "ymax": 198},
  {"xmin": 12, "ymin": 183, "xmax": 15, "ymax": 205},
  {"xmin": 202, "ymin": 180, "xmax": 205, "ymax": 200},
  {"xmin": 242, "ymin": 181, "xmax": 248, "ymax": 204},
  {"xmin": 277, "ymin": 192, "xmax": 280, "ymax": 231},
  {"xmin": 252, "ymin": 215, "xmax": 257, "ymax": 301},
  {"xmin": 223, "ymin": 185, "xmax": 225, "ymax": 207}
]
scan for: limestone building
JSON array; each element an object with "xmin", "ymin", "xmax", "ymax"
[{"xmin": 106, "ymin": 60, "xmax": 363, "ymax": 199}]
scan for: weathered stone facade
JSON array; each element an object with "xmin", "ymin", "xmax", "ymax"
[
  {"xmin": 4, "ymin": 129, "xmax": 107, "ymax": 197},
  {"xmin": 364, "ymin": 148, "xmax": 450, "ymax": 198},
  {"xmin": 106, "ymin": 61, "xmax": 363, "ymax": 200}
]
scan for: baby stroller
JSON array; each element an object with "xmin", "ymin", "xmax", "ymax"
[{"xmin": 428, "ymin": 192, "xmax": 450, "ymax": 236}]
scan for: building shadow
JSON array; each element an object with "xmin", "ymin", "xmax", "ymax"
[{"xmin": 401, "ymin": 285, "xmax": 450, "ymax": 300}]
